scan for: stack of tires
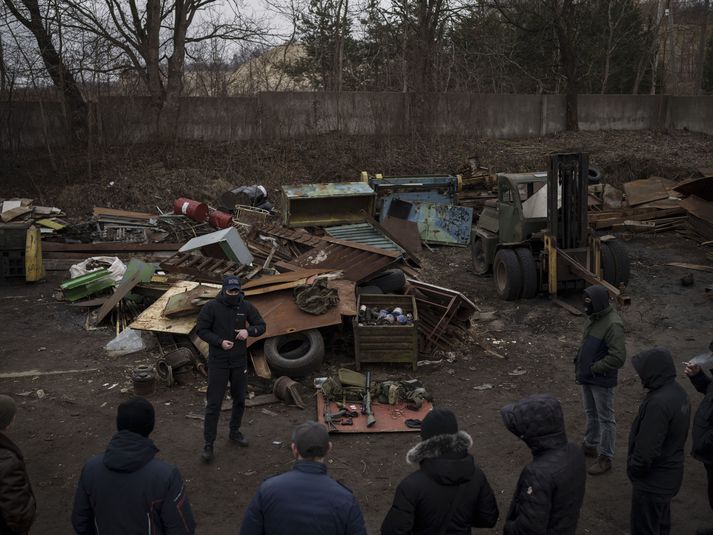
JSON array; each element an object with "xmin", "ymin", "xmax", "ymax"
[{"xmin": 491, "ymin": 247, "xmax": 540, "ymax": 301}]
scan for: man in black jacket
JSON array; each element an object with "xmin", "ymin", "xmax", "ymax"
[
  {"xmin": 500, "ymin": 393, "xmax": 586, "ymax": 535},
  {"xmin": 196, "ymin": 275, "xmax": 266, "ymax": 463},
  {"xmin": 683, "ymin": 340, "xmax": 713, "ymax": 535},
  {"xmin": 0, "ymin": 395, "xmax": 36, "ymax": 535},
  {"xmin": 628, "ymin": 347, "xmax": 691, "ymax": 535},
  {"xmin": 72, "ymin": 397, "xmax": 196, "ymax": 535},
  {"xmin": 381, "ymin": 408, "xmax": 499, "ymax": 535}
]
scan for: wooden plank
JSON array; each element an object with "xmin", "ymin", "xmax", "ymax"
[
  {"xmin": 88, "ymin": 270, "xmax": 144, "ymax": 327},
  {"xmin": 130, "ymin": 281, "xmax": 216, "ymax": 334},
  {"xmin": 1, "ymin": 206, "xmax": 32, "ymax": 222},
  {"xmin": 93, "ymin": 207, "xmax": 156, "ymax": 220},
  {"xmin": 0, "ymin": 368, "xmax": 99, "ymax": 379},
  {"xmin": 623, "ymin": 178, "xmax": 669, "ymax": 206},
  {"xmin": 666, "ymin": 262, "xmax": 713, "ymax": 273},
  {"xmin": 250, "ymin": 347, "xmax": 272, "ymax": 379},
  {"xmin": 241, "ymin": 269, "xmax": 327, "ymax": 289},
  {"xmin": 245, "ymin": 393, "xmax": 279, "ymax": 407},
  {"xmin": 43, "ymin": 242, "xmax": 181, "ymax": 252},
  {"xmin": 189, "ymin": 329, "xmax": 210, "ymax": 358}
]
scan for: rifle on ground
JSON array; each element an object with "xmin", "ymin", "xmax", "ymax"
[
  {"xmin": 364, "ymin": 371, "xmax": 376, "ymax": 427},
  {"xmin": 323, "ymin": 391, "xmax": 345, "ymax": 430}
]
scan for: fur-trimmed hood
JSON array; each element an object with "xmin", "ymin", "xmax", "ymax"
[{"xmin": 405, "ymin": 431, "xmax": 476, "ymax": 487}]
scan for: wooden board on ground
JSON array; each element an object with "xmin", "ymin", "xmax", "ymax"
[
  {"xmin": 249, "ymin": 346, "xmax": 271, "ymax": 379},
  {"xmin": 666, "ymin": 262, "xmax": 713, "ymax": 273},
  {"xmin": 316, "ymin": 394, "xmax": 432, "ymax": 433},
  {"xmin": 242, "ymin": 269, "xmax": 328, "ymax": 289},
  {"xmin": 89, "ymin": 270, "xmax": 144, "ymax": 327}
]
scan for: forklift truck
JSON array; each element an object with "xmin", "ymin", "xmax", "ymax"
[{"xmin": 470, "ymin": 152, "xmax": 629, "ymax": 302}]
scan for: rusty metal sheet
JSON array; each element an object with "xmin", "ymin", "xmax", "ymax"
[
  {"xmin": 673, "ymin": 176, "xmax": 713, "ymax": 201},
  {"xmin": 623, "ymin": 178, "xmax": 669, "ymax": 207},
  {"xmin": 242, "ymin": 269, "xmax": 327, "ymax": 289},
  {"xmin": 289, "ymin": 243, "xmax": 398, "ymax": 282},
  {"xmin": 246, "ymin": 289, "xmax": 342, "ymax": 347},
  {"xmin": 330, "ymin": 279, "xmax": 357, "ymax": 316}
]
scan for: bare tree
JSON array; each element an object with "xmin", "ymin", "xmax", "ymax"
[
  {"xmin": 3, "ymin": 0, "xmax": 88, "ymax": 144},
  {"xmin": 62, "ymin": 0, "xmax": 263, "ymax": 138}
]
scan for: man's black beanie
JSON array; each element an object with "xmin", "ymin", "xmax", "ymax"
[
  {"xmin": 117, "ymin": 397, "xmax": 155, "ymax": 437},
  {"xmin": 421, "ymin": 408, "xmax": 459, "ymax": 441}
]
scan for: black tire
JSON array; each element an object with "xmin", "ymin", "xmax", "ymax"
[
  {"xmin": 601, "ymin": 243, "xmax": 616, "ymax": 285},
  {"xmin": 515, "ymin": 248, "xmax": 539, "ymax": 299},
  {"xmin": 588, "ymin": 167, "xmax": 602, "ymax": 184},
  {"xmin": 366, "ymin": 269, "xmax": 406, "ymax": 293},
  {"xmin": 493, "ymin": 248, "xmax": 523, "ymax": 301},
  {"xmin": 471, "ymin": 235, "xmax": 489, "ymax": 275},
  {"xmin": 607, "ymin": 240, "xmax": 630, "ymax": 287},
  {"xmin": 264, "ymin": 329, "xmax": 325, "ymax": 377},
  {"xmin": 356, "ymin": 285, "xmax": 383, "ymax": 295}
]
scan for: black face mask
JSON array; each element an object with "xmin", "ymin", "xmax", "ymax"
[
  {"xmin": 224, "ymin": 292, "xmax": 243, "ymax": 306},
  {"xmin": 584, "ymin": 299, "xmax": 594, "ymax": 315}
]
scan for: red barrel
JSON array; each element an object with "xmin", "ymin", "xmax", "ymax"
[
  {"xmin": 208, "ymin": 210, "xmax": 234, "ymax": 229},
  {"xmin": 174, "ymin": 198, "xmax": 209, "ymax": 223}
]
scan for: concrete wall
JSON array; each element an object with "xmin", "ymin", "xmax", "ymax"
[{"xmin": 2, "ymin": 92, "xmax": 712, "ymax": 149}]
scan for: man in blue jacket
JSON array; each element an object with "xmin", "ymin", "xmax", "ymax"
[
  {"xmin": 196, "ymin": 275, "xmax": 266, "ymax": 463},
  {"xmin": 240, "ymin": 421, "xmax": 366, "ymax": 535},
  {"xmin": 71, "ymin": 397, "xmax": 196, "ymax": 535}
]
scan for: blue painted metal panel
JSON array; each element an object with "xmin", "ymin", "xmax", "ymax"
[
  {"xmin": 369, "ymin": 175, "xmax": 459, "ymax": 211},
  {"xmin": 380, "ymin": 199, "xmax": 473, "ymax": 246}
]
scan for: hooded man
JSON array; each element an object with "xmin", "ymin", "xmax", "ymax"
[
  {"xmin": 628, "ymin": 348, "xmax": 691, "ymax": 535},
  {"xmin": 500, "ymin": 394, "xmax": 586, "ymax": 535},
  {"xmin": 71, "ymin": 397, "xmax": 196, "ymax": 535},
  {"xmin": 0, "ymin": 395, "xmax": 36, "ymax": 535},
  {"xmin": 240, "ymin": 421, "xmax": 366, "ymax": 535},
  {"xmin": 574, "ymin": 284, "xmax": 626, "ymax": 475},
  {"xmin": 381, "ymin": 408, "xmax": 499, "ymax": 535},
  {"xmin": 684, "ymin": 340, "xmax": 713, "ymax": 535},
  {"xmin": 196, "ymin": 275, "xmax": 266, "ymax": 463}
]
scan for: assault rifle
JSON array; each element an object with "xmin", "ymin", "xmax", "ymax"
[{"xmin": 364, "ymin": 371, "xmax": 376, "ymax": 427}]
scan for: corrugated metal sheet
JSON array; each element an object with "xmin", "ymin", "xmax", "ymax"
[{"xmin": 324, "ymin": 223, "xmax": 403, "ymax": 253}]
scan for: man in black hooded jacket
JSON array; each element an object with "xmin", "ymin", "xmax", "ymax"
[
  {"xmin": 500, "ymin": 393, "xmax": 586, "ymax": 535},
  {"xmin": 628, "ymin": 347, "xmax": 691, "ymax": 535},
  {"xmin": 196, "ymin": 275, "xmax": 266, "ymax": 463},
  {"xmin": 72, "ymin": 397, "xmax": 196, "ymax": 535},
  {"xmin": 683, "ymin": 341, "xmax": 713, "ymax": 535},
  {"xmin": 381, "ymin": 408, "xmax": 498, "ymax": 535}
]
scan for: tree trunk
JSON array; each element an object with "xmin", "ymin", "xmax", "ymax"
[
  {"xmin": 696, "ymin": 0, "xmax": 711, "ymax": 94},
  {"xmin": 7, "ymin": 0, "xmax": 88, "ymax": 145},
  {"xmin": 554, "ymin": 7, "xmax": 578, "ymax": 131}
]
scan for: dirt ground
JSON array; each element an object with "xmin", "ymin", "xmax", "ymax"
[{"xmin": 1, "ymin": 129, "xmax": 713, "ymax": 534}]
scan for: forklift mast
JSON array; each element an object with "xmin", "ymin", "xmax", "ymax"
[{"xmin": 547, "ymin": 152, "xmax": 589, "ymax": 250}]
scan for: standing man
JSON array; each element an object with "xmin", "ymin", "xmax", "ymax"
[
  {"xmin": 628, "ymin": 348, "xmax": 691, "ymax": 535},
  {"xmin": 381, "ymin": 408, "xmax": 499, "ymax": 534},
  {"xmin": 0, "ymin": 395, "xmax": 36, "ymax": 535},
  {"xmin": 684, "ymin": 340, "xmax": 713, "ymax": 535},
  {"xmin": 575, "ymin": 284, "xmax": 626, "ymax": 475},
  {"xmin": 196, "ymin": 275, "xmax": 265, "ymax": 463},
  {"xmin": 72, "ymin": 397, "xmax": 196, "ymax": 535},
  {"xmin": 500, "ymin": 394, "xmax": 586, "ymax": 535},
  {"xmin": 240, "ymin": 421, "xmax": 366, "ymax": 535}
]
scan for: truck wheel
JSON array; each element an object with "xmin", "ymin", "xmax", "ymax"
[
  {"xmin": 601, "ymin": 243, "xmax": 616, "ymax": 285},
  {"xmin": 607, "ymin": 240, "xmax": 630, "ymax": 287},
  {"xmin": 493, "ymin": 248, "xmax": 523, "ymax": 301},
  {"xmin": 264, "ymin": 330, "xmax": 325, "ymax": 377},
  {"xmin": 366, "ymin": 269, "xmax": 406, "ymax": 293},
  {"xmin": 471, "ymin": 236, "xmax": 489, "ymax": 275},
  {"xmin": 515, "ymin": 248, "xmax": 539, "ymax": 299}
]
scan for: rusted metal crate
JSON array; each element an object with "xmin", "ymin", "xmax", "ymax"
[
  {"xmin": 281, "ymin": 182, "xmax": 376, "ymax": 228},
  {"xmin": 354, "ymin": 294, "xmax": 418, "ymax": 371}
]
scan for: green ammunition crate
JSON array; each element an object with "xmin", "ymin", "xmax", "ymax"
[
  {"xmin": 354, "ymin": 294, "xmax": 418, "ymax": 371},
  {"xmin": 0, "ymin": 249, "xmax": 25, "ymax": 279}
]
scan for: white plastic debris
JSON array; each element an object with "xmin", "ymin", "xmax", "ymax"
[
  {"xmin": 70, "ymin": 256, "xmax": 127, "ymax": 282},
  {"xmin": 104, "ymin": 328, "xmax": 154, "ymax": 357}
]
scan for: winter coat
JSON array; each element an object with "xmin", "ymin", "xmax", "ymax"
[
  {"xmin": 0, "ymin": 433, "xmax": 36, "ymax": 535},
  {"xmin": 501, "ymin": 394, "xmax": 586, "ymax": 535},
  {"xmin": 689, "ymin": 371, "xmax": 713, "ymax": 464},
  {"xmin": 71, "ymin": 430, "xmax": 196, "ymax": 535},
  {"xmin": 627, "ymin": 347, "xmax": 691, "ymax": 496},
  {"xmin": 196, "ymin": 291, "xmax": 266, "ymax": 369},
  {"xmin": 240, "ymin": 460, "xmax": 366, "ymax": 535},
  {"xmin": 575, "ymin": 285, "xmax": 626, "ymax": 388},
  {"xmin": 380, "ymin": 431, "xmax": 498, "ymax": 535}
]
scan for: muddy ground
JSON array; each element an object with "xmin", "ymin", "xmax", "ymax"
[{"xmin": 1, "ymin": 234, "xmax": 712, "ymax": 534}]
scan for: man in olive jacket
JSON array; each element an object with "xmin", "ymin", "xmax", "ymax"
[
  {"xmin": 574, "ymin": 284, "xmax": 626, "ymax": 475},
  {"xmin": 196, "ymin": 275, "xmax": 266, "ymax": 463},
  {"xmin": 0, "ymin": 395, "xmax": 35, "ymax": 535},
  {"xmin": 381, "ymin": 408, "xmax": 498, "ymax": 534},
  {"xmin": 628, "ymin": 347, "xmax": 690, "ymax": 535}
]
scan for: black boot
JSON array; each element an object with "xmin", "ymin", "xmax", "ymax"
[
  {"xmin": 229, "ymin": 431, "xmax": 249, "ymax": 447},
  {"xmin": 201, "ymin": 443, "xmax": 214, "ymax": 463}
]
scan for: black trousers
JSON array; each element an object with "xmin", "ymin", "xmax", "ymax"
[
  {"xmin": 630, "ymin": 488, "xmax": 672, "ymax": 535},
  {"xmin": 203, "ymin": 365, "xmax": 247, "ymax": 444},
  {"xmin": 706, "ymin": 463, "xmax": 713, "ymax": 511}
]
